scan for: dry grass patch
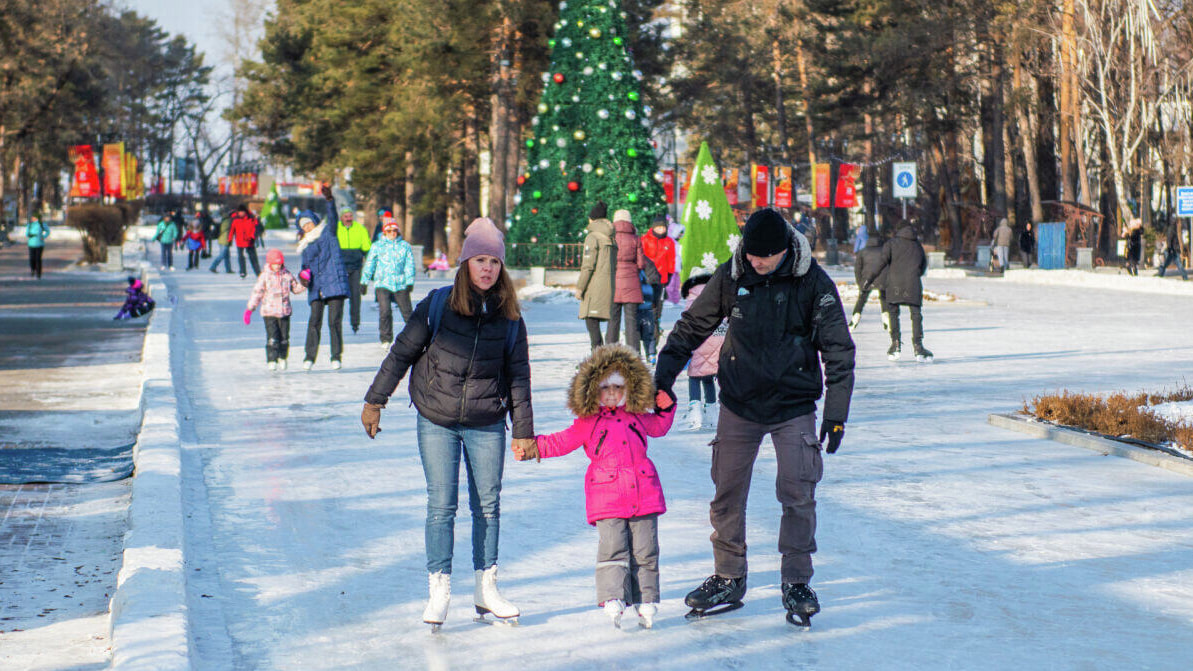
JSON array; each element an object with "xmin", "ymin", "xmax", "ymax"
[{"xmin": 1023, "ymin": 386, "xmax": 1193, "ymax": 452}]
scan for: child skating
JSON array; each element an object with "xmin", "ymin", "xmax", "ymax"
[
  {"xmin": 680, "ymin": 272, "xmax": 725, "ymax": 431},
  {"xmin": 513, "ymin": 345, "xmax": 675, "ymax": 628},
  {"xmin": 244, "ymin": 249, "xmax": 306, "ymax": 370}
]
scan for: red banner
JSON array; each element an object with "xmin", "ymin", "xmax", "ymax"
[
  {"xmin": 679, "ymin": 169, "xmax": 690, "ymax": 205},
  {"xmin": 751, "ymin": 164, "xmax": 769, "ymax": 208},
  {"xmin": 723, "ymin": 168, "xmax": 739, "ymax": 205},
  {"xmin": 663, "ymin": 170, "xmax": 675, "ymax": 204},
  {"xmin": 102, "ymin": 143, "xmax": 124, "ymax": 198},
  {"xmin": 249, "ymin": 173, "xmax": 259, "ymax": 197},
  {"xmin": 69, "ymin": 145, "xmax": 100, "ymax": 198},
  {"xmin": 835, "ymin": 163, "xmax": 858, "ymax": 208},
  {"xmin": 814, "ymin": 163, "xmax": 831, "ymax": 208},
  {"xmin": 774, "ymin": 166, "xmax": 793, "ymax": 208}
]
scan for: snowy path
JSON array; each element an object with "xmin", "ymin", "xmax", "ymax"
[{"xmin": 170, "ymin": 257, "xmax": 1193, "ymax": 670}]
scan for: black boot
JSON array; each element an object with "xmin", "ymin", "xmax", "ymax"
[
  {"xmin": 913, "ymin": 342, "xmax": 934, "ymax": 362},
  {"xmin": 782, "ymin": 582, "xmax": 820, "ymax": 627},
  {"xmin": 887, "ymin": 341, "xmax": 901, "ymax": 361},
  {"xmin": 684, "ymin": 575, "xmax": 746, "ymax": 620}
]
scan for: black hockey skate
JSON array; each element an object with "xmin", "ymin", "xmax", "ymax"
[
  {"xmin": 887, "ymin": 341, "xmax": 902, "ymax": 361},
  {"xmin": 782, "ymin": 582, "xmax": 820, "ymax": 627},
  {"xmin": 913, "ymin": 343, "xmax": 934, "ymax": 363},
  {"xmin": 684, "ymin": 575, "xmax": 746, "ymax": 621}
]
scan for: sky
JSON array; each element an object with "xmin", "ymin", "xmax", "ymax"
[{"xmin": 123, "ymin": 0, "xmax": 243, "ymax": 76}]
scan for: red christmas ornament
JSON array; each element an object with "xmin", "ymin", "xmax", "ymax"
[
  {"xmin": 567, "ymin": 181, "xmax": 580, "ymax": 192},
  {"xmin": 553, "ymin": 72, "xmax": 565, "ymax": 84},
  {"xmin": 531, "ymin": 208, "xmax": 539, "ymax": 214},
  {"xmin": 516, "ymin": 175, "xmax": 527, "ymax": 186}
]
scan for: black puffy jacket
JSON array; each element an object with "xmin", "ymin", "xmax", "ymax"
[
  {"xmin": 364, "ymin": 288, "xmax": 534, "ymax": 438},
  {"xmin": 871, "ymin": 226, "xmax": 927, "ymax": 306},
  {"xmin": 855, "ymin": 236, "xmax": 887, "ymax": 291},
  {"xmin": 655, "ymin": 229, "xmax": 855, "ymax": 425}
]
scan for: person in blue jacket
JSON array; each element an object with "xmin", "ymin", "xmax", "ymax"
[
  {"xmin": 360, "ymin": 216, "xmax": 416, "ymax": 346},
  {"xmin": 295, "ymin": 184, "xmax": 351, "ymax": 370},
  {"xmin": 26, "ymin": 215, "xmax": 50, "ymax": 278}
]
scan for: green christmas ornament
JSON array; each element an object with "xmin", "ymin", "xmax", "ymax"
[
  {"xmin": 613, "ymin": 36, "xmax": 623, "ymax": 46},
  {"xmin": 628, "ymin": 193, "xmax": 638, "ymax": 203},
  {"xmin": 526, "ymin": 139, "xmax": 535, "ymax": 148},
  {"xmin": 626, "ymin": 148, "xmax": 638, "ymax": 157},
  {"xmin": 533, "ymin": 190, "xmax": 543, "ymax": 199},
  {"xmin": 548, "ymin": 39, "xmax": 556, "ymax": 49},
  {"xmin": 627, "ymin": 91, "xmax": 639, "ymax": 101}
]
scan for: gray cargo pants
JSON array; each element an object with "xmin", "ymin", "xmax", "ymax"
[
  {"xmin": 595, "ymin": 514, "xmax": 660, "ymax": 605},
  {"xmin": 710, "ymin": 407, "xmax": 823, "ymax": 584}
]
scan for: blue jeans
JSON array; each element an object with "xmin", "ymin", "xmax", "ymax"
[
  {"xmin": 209, "ymin": 243, "xmax": 232, "ymax": 272},
  {"xmin": 159, "ymin": 242, "xmax": 173, "ymax": 267},
  {"xmin": 417, "ymin": 414, "xmax": 506, "ymax": 574}
]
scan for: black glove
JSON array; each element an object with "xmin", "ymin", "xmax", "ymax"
[{"xmin": 819, "ymin": 420, "xmax": 845, "ymax": 454}]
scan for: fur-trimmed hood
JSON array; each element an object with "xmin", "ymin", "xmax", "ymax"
[
  {"xmin": 730, "ymin": 220, "xmax": 812, "ymax": 281},
  {"xmin": 568, "ymin": 345, "xmax": 654, "ymax": 417}
]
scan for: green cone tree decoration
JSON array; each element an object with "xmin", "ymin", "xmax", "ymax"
[
  {"xmin": 511, "ymin": 0, "xmax": 667, "ymax": 243},
  {"xmin": 680, "ymin": 141, "xmax": 739, "ymax": 282}
]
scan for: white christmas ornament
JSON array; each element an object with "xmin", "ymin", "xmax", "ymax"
[
  {"xmin": 702, "ymin": 164, "xmax": 719, "ymax": 185},
  {"xmin": 562, "ymin": 37, "xmax": 572, "ymax": 47},
  {"xmin": 633, "ymin": 70, "xmax": 643, "ymax": 80},
  {"xmin": 598, "ymin": 62, "xmax": 607, "ymax": 70},
  {"xmin": 555, "ymin": 138, "xmax": 567, "ymax": 147},
  {"xmin": 611, "ymin": 71, "xmax": 623, "ymax": 81},
  {"xmin": 696, "ymin": 200, "xmax": 713, "ymax": 221},
  {"xmin": 625, "ymin": 109, "xmax": 636, "ymax": 120},
  {"xmin": 584, "ymin": 66, "xmax": 594, "ymax": 75},
  {"xmin": 539, "ymin": 159, "xmax": 550, "ymax": 169},
  {"xmin": 541, "ymin": 72, "xmax": 549, "ymax": 83},
  {"xmin": 582, "ymin": 163, "xmax": 593, "ymax": 173},
  {"xmin": 572, "ymin": 95, "xmax": 580, "ymax": 102},
  {"xmin": 597, "ymin": 109, "xmax": 609, "ymax": 119}
]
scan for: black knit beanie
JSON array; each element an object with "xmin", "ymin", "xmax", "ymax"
[
  {"xmin": 742, "ymin": 208, "xmax": 791, "ymax": 256},
  {"xmin": 589, "ymin": 201, "xmax": 608, "ymax": 220}
]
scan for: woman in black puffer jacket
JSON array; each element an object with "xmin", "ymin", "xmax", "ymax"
[{"xmin": 361, "ymin": 217, "xmax": 535, "ymax": 629}]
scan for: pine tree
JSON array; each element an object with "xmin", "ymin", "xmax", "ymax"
[
  {"xmin": 680, "ymin": 142, "xmax": 739, "ymax": 282},
  {"xmin": 511, "ymin": 0, "xmax": 667, "ymax": 244}
]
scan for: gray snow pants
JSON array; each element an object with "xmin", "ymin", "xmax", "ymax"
[
  {"xmin": 710, "ymin": 407, "xmax": 823, "ymax": 584},
  {"xmin": 595, "ymin": 514, "xmax": 660, "ymax": 605}
]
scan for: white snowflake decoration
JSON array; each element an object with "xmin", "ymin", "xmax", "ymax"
[
  {"xmin": 727, "ymin": 233, "xmax": 742, "ymax": 252},
  {"xmin": 700, "ymin": 252, "xmax": 719, "ymax": 274},
  {"xmin": 695, "ymin": 199, "xmax": 713, "ymax": 221},
  {"xmin": 701, "ymin": 164, "xmax": 719, "ymax": 185}
]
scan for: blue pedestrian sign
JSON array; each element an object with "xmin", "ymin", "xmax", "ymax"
[
  {"xmin": 893, "ymin": 162, "xmax": 917, "ymax": 199},
  {"xmin": 1177, "ymin": 186, "xmax": 1193, "ymax": 217}
]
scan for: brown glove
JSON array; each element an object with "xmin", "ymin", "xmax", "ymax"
[
  {"xmin": 361, "ymin": 402, "xmax": 383, "ymax": 438},
  {"xmin": 511, "ymin": 437, "xmax": 539, "ymax": 462}
]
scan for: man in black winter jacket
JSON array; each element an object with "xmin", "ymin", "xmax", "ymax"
[
  {"xmin": 654, "ymin": 208, "xmax": 855, "ymax": 622},
  {"xmin": 865, "ymin": 221, "xmax": 932, "ymax": 361}
]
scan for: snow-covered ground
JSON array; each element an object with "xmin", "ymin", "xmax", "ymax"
[{"xmin": 145, "ymin": 255, "xmax": 1193, "ymax": 670}]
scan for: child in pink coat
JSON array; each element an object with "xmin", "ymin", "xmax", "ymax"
[
  {"xmin": 681, "ymin": 272, "xmax": 727, "ymax": 431},
  {"xmin": 245, "ymin": 248, "xmax": 306, "ymax": 370},
  {"xmin": 513, "ymin": 345, "xmax": 675, "ymax": 628}
]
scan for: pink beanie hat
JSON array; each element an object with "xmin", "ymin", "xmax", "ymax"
[
  {"xmin": 266, "ymin": 248, "xmax": 284, "ymax": 266},
  {"xmin": 459, "ymin": 217, "xmax": 506, "ymax": 264}
]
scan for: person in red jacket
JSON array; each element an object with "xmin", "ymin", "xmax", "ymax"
[
  {"xmin": 228, "ymin": 204, "xmax": 262, "ymax": 278},
  {"xmin": 640, "ymin": 216, "xmax": 675, "ymax": 339}
]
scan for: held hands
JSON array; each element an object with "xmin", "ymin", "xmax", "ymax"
[
  {"xmin": 320, "ymin": 183, "xmax": 334, "ymax": 201},
  {"xmin": 511, "ymin": 437, "xmax": 540, "ymax": 462},
  {"xmin": 361, "ymin": 403, "xmax": 383, "ymax": 439},
  {"xmin": 360, "ymin": 284, "xmax": 369, "ymax": 297},
  {"xmin": 242, "ymin": 308, "xmax": 252, "ymax": 325},
  {"xmin": 819, "ymin": 420, "xmax": 845, "ymax": 454},
  {"xmin": 655, "ymin": 389, "xmax": 675, "ymax": 411}
]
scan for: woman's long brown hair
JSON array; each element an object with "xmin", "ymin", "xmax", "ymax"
[{"xmin": 450, "ymin": 261, "xmax": 522, "ymax": 320}]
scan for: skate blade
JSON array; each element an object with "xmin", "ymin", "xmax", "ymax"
[
  {"xmin": 684, "ymin": 601, "xmax": 744, "ymax": 621},
  {"xmin": 786, "ymin": 611, "xmax": 813, "ymax": 628},
  {"xmin": 916, "ymin": 355, "xmax": 933, "ymax": 363},
  {"xmin": 473, "ymin": 610, "xmax": 520, "ymax": 626},
  {"xmin": 426, "ymin": 622, "xmax": 443, "ymax": 633}
]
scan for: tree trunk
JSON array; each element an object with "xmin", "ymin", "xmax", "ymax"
[
  {"xmin": 1013, "ymin": 55, "xmax": 1044, "ymax": 223},
  {"xmin": 404, "ymin": 152, "xmax": 415, "ymax": 241},
  {"xmin": 933, "ymin": 138, "xmax": 964, "ymax": 259},
  {"xmin": 796, "ymin": 39, "xmax": 816, "ymax": 171},
  {"xmin": 1059, "ymin": 0, "xmax": 1078, "ymax": 201},
  {"xmin": 1036, "ymin": 65, "xmax": 1059, "ymax": 202},
  {"xmin": 488, "ymin": 15, "xmax": 513, "ymax": 229},
  {"xmin": 981, "ymin": 41, "xmax": 1007, "ymax": 217},
  {"xmin": 772, "ymin": 38, "xmax": 789, "ymax": 162}
]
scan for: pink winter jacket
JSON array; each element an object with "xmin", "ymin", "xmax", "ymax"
[
  {"xmin": 536, "ymin": 404, "xmax": 675, "ymax": 524},
  {"xmin": 686, "ymin": 283, "xmax": 726, "ymax": 378},
  {"xmin": 247, "ymin": 267, "xmax": 306, "ymax": 318}
]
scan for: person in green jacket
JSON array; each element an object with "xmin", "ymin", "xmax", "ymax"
[
  {"xmin": 26, "ymin": 215, "xmax": 49, "ymax": 278},
  {"xmin": 335, "ymin": 205, "xmax": 371, "ymax": 333},
  {"xmin": 208, "ymin": 211, "xmax": 233, "ymax": 273},
  {"xmin": 153, "ymin": 215, "xmax": 179, "ymax": 270}
]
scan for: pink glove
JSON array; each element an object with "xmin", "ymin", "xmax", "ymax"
[
  {"xmin": 243, "ymin": 309, "xmax": 252, "ymax": 325},
  {"xmin": 299, "ymin": 269, "xmax": 311, "ymax": 281}
]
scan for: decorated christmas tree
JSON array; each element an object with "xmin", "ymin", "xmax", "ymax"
[
  {"xmin": 680, "ymin": 141, "xmax": 739, "ymax": 282},
  {"xmin": 511, "ymin": 0, "xmax": 667, "ymax": 243}
]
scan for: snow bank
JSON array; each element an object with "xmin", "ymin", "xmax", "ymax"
[
  {"xmin": 999, "ymin": 268, "xmax": 1193, "ymax": 296},
  {"xmin": 1149, "ymin": 401, "xmax": 1193, "ymax": 425},
  {"xmin": 518, "ymin": 285, "xmax": 577, "ymax": 304},
  {"xmin": 107, "ymin": 274, "xmax": 190, "ymax": 671}
]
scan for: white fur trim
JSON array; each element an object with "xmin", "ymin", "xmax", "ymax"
[{"xmin": 600, "ymin": 371, "xmax": 626, "ymax": 387}]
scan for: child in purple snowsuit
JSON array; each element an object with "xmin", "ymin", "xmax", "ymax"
[{"xmin": 114, "ymin": 277, "xmax": 154, "ymax": 320}]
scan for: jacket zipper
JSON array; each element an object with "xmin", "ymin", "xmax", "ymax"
[
  {"xmin": 593, "ymin": 429, "xmax": 609, "ymax": 456},
  {"xmin": 459, "ymin": 312, "xmax": 482, "ymax": 424}
]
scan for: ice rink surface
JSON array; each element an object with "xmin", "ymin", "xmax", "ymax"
[{"xmin": 163, "ymin": 253, "xmax": 1193, "ymax": 670}]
